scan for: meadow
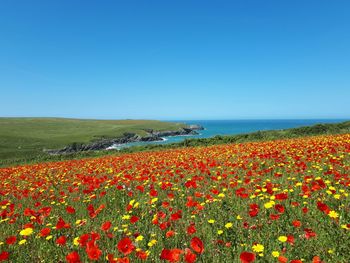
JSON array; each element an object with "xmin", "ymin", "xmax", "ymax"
[
  {"xmin": 1, "ymin": 133, "xmax": 350, "ymax": 262},
  {"xmin": 0, "ymin": 118, "xmax": 185, "ymax": 165}
]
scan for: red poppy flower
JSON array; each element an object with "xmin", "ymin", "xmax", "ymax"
[
  {"xmin": 275, "ymin": 193, "xmax": 288, "ymax": 200},
  {"xmin": 166, "ymin": 230, "xmax": 175, "ymax": 238},
  {"xmin": 312, "ymin": 256, "xmax": 323, "ymax": 263},
  {"xmin": 184, "ymin": 248, "xmax": 196, "ymax": 263},
  {"xmin": 66, "ymin": 251, "xmax": 81, "ymax": 263},
  {"xmin": 240, "ymin": 251, "xmax": 255, "ymax": 263},
  {"xmin": 117, "ymin": 237, "xmax": 135, "ymax": 255},
  {"xmin": 130, "ymin": 216, "xmax": 139, "ymax": 224},
  {"xmin": 0, "ymin": 251, "xmax": 9, "ymax": 261},
  {"xmin": 86, "ymin": 243, "xmax": 102, "ymax": 260},
  {"xmin": 136, "ymin": 250, "xmax": 148, "ymax": 260},
  {"xmin": 270, "ymin": 214, "xmax": 280, "ymax": 220},
  {"xmin": 56, "ymin": 236, "xmax": 67, "ymax": 246},
  {"xmin": 190, "ymin": 237, "xmax": 204, "ymax": 254},
  {"xmin": 78, "ymin": 234, "xmax": 90, "ymax": 247},
  {"xmin": 274, "ymin": 204, "xmax": 285, "ymax": 213},
  {"xmin": 292, "ymin": 220, "xmax": 301, "ymax": 227},
  {"xmin": 287, "ymin": 235, "xmax": 295, "ymax": 244},
  {"xmin": 248, "ymin": 205, "xmax": 259, "ymax": 217},
  {"xmin": 170, "ymin": 210, "xmax": 182, "ymax": 221},
  {"xmin": 160, "ymin": 222, "xmax": 169, "ymax": 230},
  {"xmin": 66, "ymin": 206, "xmax": 76, "ymax": 214},
  {"xmin": 116, "ymin": 257, "xmax": 130, "ymax": 263},
  {"xmin": 90, "ymin": 232, "xmax": 100, "ymax": 242},
  {"xmin": 40, "ymin": 227, "xmax": 51, "ymax": 237},
  {"xmin": 87, "ymin": 204, "xmax": 105, "ymax": 218},
  {"xmin": 304, "ymin": 228, "xmax": 317, "ymax": 239},
  {"xmin": 5, "ymin": 236, "xmax": 16, "ymax": 245},
  {"xmin": 56, "ymin": 217, "xmax": 70, "ymax": 230},
  {"xmin": 278, "ymin": 256, "xmax": 288, "ymax": 263},
  {"xmin": 150, "ymin": 189, "xmax": 158, "ymax": 197},
  {"xmin": 317, "ymin": 202, "xmax": 330, "ymax": 214},
  {"xmin": 160, "ymin": 249, "xmax": 183, "ymax": 262},
  {"xmin": 136, "ymin": 185, "xmax": 144, "ymax": 192},
  {"xmin": 187, "ymin": 224, "xmax": 196, "ymax": 235},
  {"xmin": 101, "ymin": 221, "xmax": 112, "ymax": 232}
]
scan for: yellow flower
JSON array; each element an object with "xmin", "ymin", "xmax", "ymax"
[
  {"xmin": 147, "ymin": 239, "xmax": 157, "ymax": 247},
  {"xmin": 46, "ymin": 235, "xmax": 53, "ymax": 240},
  {"xmin": 264, "ymin": 201, "xmax": 274, "ymax": 209},
  {"xmin": 208, "ymin": 219, "xmax": 215, "ymax": 224},
  {"xmin": 20, "ymin": 228, "xmax": 33, "ymax": 236},
  {"xmin": 217, "ymin": 230, "xmax": 223, "ymax": 235},
  {"xmin": 272, "ymin": 251, "xmax": 280, "ymax": 257},
  {"xmin": 73, "ymin": 237, "xmax": 80, "ymax": 246},
  {"xmin": 236, "ymin": 215, "xmax": 242, "ymax": 220},
  {"xmin": 135, "ymin": 235, "xmax": 144, "ymax": 242},
  {"xmin": 225, "ymin": 222, "xmax": 233, "ymax": 229},
  {"xmin": 18, "ymin": 239, "xmax": 27, "ymax": 245},
  {"xmin": 252, "ymin": 244, "xmax": 264, "ymax": 253},
  {"xmin": 329, "ymin": 210, "xmax": 339, "ymax": 219},
  {"xmin": 278, "ymin": 236, "xmax": 288, "ymax": 242}
]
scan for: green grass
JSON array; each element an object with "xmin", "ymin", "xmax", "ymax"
[{"xmin": 0, "ymin": 117, "xmax": 185, "ymax": 165}]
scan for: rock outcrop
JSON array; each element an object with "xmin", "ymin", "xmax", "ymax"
[
  {"xmin": 188, "ymin": 124, "xmax": 204, "ymax": 130},
  {"xmin": 45, "ymin": 125, "xmax": 202, "ymax": 155}
]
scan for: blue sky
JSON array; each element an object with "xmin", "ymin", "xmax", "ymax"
[{"xmin": 1, "ymin": 0, "xmax": 349, "ymax": 120}]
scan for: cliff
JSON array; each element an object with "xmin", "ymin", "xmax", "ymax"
[{"xmin": 45, "ymin": 126, "xmax": 202, "ymax": 155}]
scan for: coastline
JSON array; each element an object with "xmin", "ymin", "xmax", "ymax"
[{"xmin": 45, "ymin": 124, "xmax": 204, "ymax": 155}]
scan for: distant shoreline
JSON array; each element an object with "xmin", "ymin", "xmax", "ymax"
[
  {"xmin": 46, "ymin": 124, "xmax": 204, "ymax": 155},
  {"xmin": 107, "ymin": 118, "xmax": 348, "ymax": 150}
]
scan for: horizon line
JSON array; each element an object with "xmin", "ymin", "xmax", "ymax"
[{"xmin": 0, "ymin": 116, "xmax": 349, "ymax": 121}]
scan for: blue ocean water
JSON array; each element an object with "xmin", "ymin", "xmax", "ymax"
[{"xmin": 110, "ymin": 119, "xmax": 346, "ymax": 149}]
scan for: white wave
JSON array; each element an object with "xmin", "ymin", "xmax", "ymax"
[{"xmin": 106, "ymin": 144, "xmax": 123, "ymax": 150}]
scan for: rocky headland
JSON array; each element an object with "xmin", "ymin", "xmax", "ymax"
[{"xmin": 45, "ymin": 124, "xmax": 204, "ymax": 155}]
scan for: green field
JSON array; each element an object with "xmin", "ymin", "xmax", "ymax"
[{"xmin": 0, "ymin": 118, "xmax": 185, "ymax": 165}]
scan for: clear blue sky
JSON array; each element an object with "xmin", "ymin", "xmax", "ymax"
[{"xmin": 1, "ymin": 0, "xmax": 349, "ymax": 120}]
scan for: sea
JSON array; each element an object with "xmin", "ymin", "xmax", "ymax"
[{"xmin": 109, "ymin": 119, "xmax": 347, "ymax": 150}]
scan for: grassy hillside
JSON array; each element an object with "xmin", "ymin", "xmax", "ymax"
[
  {"xmin": 1, "ymin": 119, "xmax": 349, "ymax": 167},
  {"xmin": 0, "ymin": 118, "xmax": 185, "ymax": 164}
]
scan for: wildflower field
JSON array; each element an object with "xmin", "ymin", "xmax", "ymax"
[{"xmin": 1, "ymin": 134, "xmax": 350, "ymax": 262}]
